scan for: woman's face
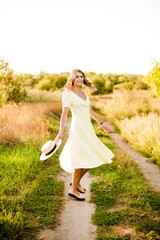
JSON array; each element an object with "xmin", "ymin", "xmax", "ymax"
[{"xmin": 73, "ymin": 72, "xmax": 84, "ymax": 87}]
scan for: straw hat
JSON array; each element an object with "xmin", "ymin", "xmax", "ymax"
[{"xmin": 40, "ymin": 139, "xmax": 62, "ymax": 161}]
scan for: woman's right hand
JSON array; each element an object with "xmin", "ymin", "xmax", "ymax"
[
  {"xmin": 54, "ymin": 132, "xmax": 63, "ymax": 144},
  {"xmin": 100, "ymin": 122, "xmax": 111, "ymax": 133}
]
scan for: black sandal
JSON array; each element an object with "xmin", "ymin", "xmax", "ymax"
[
  {"xmin": 68, "ymin": 190, "xmax": 85, "ymax": 201},
  {"xmin": 70, "ymin": 182, "xmax": 86, "ymax": 194}
]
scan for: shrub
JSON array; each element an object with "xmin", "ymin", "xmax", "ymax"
[
  {"xmin": 118, "ymin": 75, "xmax": 128, "ymax": 83},
  {"xmin": 106, "ymin": 73, "xmax": 119, "ymax": 85},
  {"xmin": 0, "ymin": 59, "xmax": 27, "ymax": 103},
  {"xmin": 113, "ymin": 82, "xmax": 134, "ymax": 91},
  {"xmin": 143, "ymin": 59, "xmax": 160, "ymax": 97},
  {"xmin": 135, "ymin": 80, "xmax": 148, "ymax": 90},
  {"xmin": 92, "ymin": 76, "xmax": 106, "ymax": 95},
  {"xmin": 104, "ymin": 80, "xmax": 113, "ymax": 93},
  {"xmin": 37, "ymin": 79, "xmax": 55, "ymax": 91},
  {"xmin": 26, "ymin": 74, "xmax": 39, "ymax": 88},
  {"xmin": 55, "ymin": 76, "xmax": 67, "ymax": 89}
]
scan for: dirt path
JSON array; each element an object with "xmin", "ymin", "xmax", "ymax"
[
  {"xmin": 38, "ymin": 172, "xmax": 97, "ymax": 240},
  {"xmin": 38, "ymin": 117, "xmax": 97, "ymax": 240}
]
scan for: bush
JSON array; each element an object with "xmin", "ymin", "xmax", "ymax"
[
  {"xmin": 118, "ymin": 75, "xmax": 128, "ymax": 83},
  {"xmin": 37, "ymin": 79, "xmax": 55, "ymax": 91},
  {"xmin": 55, "ymin": 76, "xmax": 67, "ymax": 89},
  {"xmin": 105, "ymin": 80, "xmax": 113, "ymax": 93},
  {"xmin": 143, "ymin": 59, "xmax": 160, "ymax": 97},
  {"xmin": 135, "ymin": 75, "xmax": 149, "ymax": 90},
  {"xmin": 92, "ymin": 76, "xmax": 106, "ymax": 95},
  {"xmin": 113, "ymin": 82, "xmax": 134, "ymax": 91},
  {"xmin": 106, "ymin": 73, "xmax": 119, "ymax": 85},
  {"xmin": 26, "ymin": 74, "xmax": 39, "ymax": 88},
  {"xmin": 35, "ymin": 74, "xmax": 67, "ymax": 91},
  {"xmin": 0, "ymin": 59, "xmax": 27, "ymax": 103}
]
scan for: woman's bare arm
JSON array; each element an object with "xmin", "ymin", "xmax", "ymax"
[
  {"xmin": 59, "ymin": 107, "xmax": 69, "ymax": 134},
  {"xmin": 89, "ymin": 106, "xmax": 110, "ymax": 133},
  {"xmin": 89, "ymin": 106, "xmax": 102, "ymax": 125},
  {"xmin": 54, "ymin": 107, "xmax": 69, "ymax": 143}
]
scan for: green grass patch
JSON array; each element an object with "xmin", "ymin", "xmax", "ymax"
[
  {"xmin": 0, "ymin": 144, "xmax": 64, "ymax": 240},
  {"xmin": 0, "ymin": 104, "xmax": 65, "ymax": 239},
  {"xmin": 89, "ymin": 120, "xmax": 160, "ymax": 239}
]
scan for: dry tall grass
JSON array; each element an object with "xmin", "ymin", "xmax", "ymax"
[
  {"xmin": 93, "ymin": 89, "xmax": 160, "ymax": 166},
  {"xmin": 117, "ymin": 112, "xmax": 160, "ymax": 164},
  {"xmin": 0, "ymin": 102, "xmax": 62, "ymax": 145},
  {"xmin": 97, "ymin": 90, "xmax": 152, "ymax": 123},
  {"xmin": 26, "ymin": 88, "xmax": 62, "ymax": 102}
]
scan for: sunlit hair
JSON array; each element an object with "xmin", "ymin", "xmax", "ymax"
[{"xmin": 63, "ymin": 69, "xmax": 97, "ymax": 92}]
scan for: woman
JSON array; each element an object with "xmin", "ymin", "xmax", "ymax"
[{"xmin": 54, "ymin": 69, "xmax": 115, "ymax": 201}]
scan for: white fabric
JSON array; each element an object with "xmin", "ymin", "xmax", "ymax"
[{"xmin": 59, "ymin": 89, "xmax": 115, "ymax": 173}]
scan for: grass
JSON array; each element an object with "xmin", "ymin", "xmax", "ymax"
[
  {"xmin": 1, "ymin": 89, "xmax": 160, "ymax": 239},
  {"xmin": 0, "ymin": 101, "xmax": 65, "ymax": 239},
  {"xmin": 117, "ymin": 112, "xmax": 160, "ymax": 167},
  {"xmin": 25, "ymin": 88, "xmax": 62, "ymax": 102},
  {"xmin": 0, "ymin": 102, "xmax": 62, "ymax": 145},
  {"xmin": 0, "ymin": 145, "xmax": 64, "ymax": 239},
  {"xmin": 94, "ymin": 90, "xmax": 152, "ymax": 122},
  {"xmin": 94, "ymin": 89, "xmax": 160, "ymax": 168},
  {"xmin": 89, "ymin": 118, "xmax": 160, "ymax": 240}
]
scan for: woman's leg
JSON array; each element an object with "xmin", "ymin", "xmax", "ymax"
[
  {"xmin": 78, "ymin": 168, "xmax": 90, "ymax": 187},
  {"xmin": 71, "ymin": 168, "xmax": 90, "ymax": 188},
  {"xmin": 71, "ymin": 168, "xmax": 82, "ymax": 195}
]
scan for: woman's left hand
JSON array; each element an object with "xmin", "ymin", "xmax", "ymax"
[{"xmin": 100, "ymin": 122, "xmax": 111, "ymax": 133}]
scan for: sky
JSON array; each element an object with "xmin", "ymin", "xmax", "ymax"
[{"xmin": 0, "ymin": 0, "xmax": 160, "ymax": 75}]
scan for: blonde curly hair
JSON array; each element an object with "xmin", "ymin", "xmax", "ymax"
[{"xmin": 63, "ymin": 69, "xmax": 97, "ymax": 92}]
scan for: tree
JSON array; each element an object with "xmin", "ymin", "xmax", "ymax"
[
  {"xmin": 55, "ymin": 76, "xmax": 67, "ymax": 89},
  {"xmin": 92, "ymin": 76, "xmax": 106, "ymax": 95},
  {"xmin": 0, "ymin": 58, "xmax": 27, "ymax": 103},
  {"xmin": 143, "ymin": 59, "xmax": 160, "ymax": 97}
]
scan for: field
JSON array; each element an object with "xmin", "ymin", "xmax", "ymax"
[
  {"xmin": 0, "ymin": 89, "xmax": 160, "ymax": 239},
  {"xmin": 91, "ymin": 89, "xmax": 160, "ymax": 168},
  {"xmin": 0, "ymin": 101, "xmax": 64, "ymax": 239},
  {"xmin": 90, "ymin": 119, "xmax": 160, "ymax": 239}
]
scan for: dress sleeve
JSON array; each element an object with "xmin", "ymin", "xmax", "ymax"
[{"xmin": 62, "ymin": 91, "xmax": 72, "ymax": 108}]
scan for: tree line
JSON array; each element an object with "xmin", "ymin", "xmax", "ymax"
[{"xmin": 0, "ymin": 58, "xmax": 160, "ymax": 104}]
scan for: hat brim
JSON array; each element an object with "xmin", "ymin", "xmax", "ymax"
[{"xmin": 40, "ymin": 139, "xmax": 62, "ymax": 161}]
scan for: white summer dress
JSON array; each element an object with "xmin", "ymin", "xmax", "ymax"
[{"xmin": 59, "ymin": 89, "xmax": 115, "ymax": 173}]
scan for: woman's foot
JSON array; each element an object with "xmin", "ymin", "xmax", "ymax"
[
  {"xmin": 68, "ymin": 188, "xmax": 86, "ymax": 201},
  {"xmin": 70, "ymin": 182, "xmax": 86, "ymax": 194}
]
